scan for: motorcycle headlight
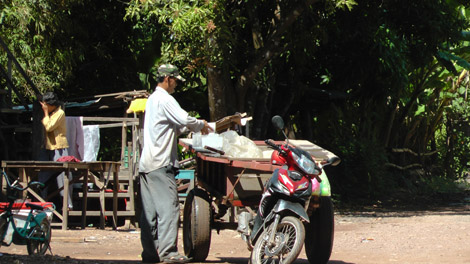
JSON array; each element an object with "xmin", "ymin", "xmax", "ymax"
[
  {"xmin": 281, "ymin": 183, "xmax": 291, "ymax": 195},
  {"xmin": 292, "ymin": 152, "xmax": 317, "ymax": 174}
]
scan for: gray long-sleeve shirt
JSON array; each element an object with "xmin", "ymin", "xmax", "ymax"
[{"xmin": 139, "ymin": 86, "xmax": 204, "ymax": 173}]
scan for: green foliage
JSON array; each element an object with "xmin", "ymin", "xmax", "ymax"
[
  {"xmin": 415, "ymin": 175, "xmax": 462, "ymax": 195},
  {"xmin": 0, "ymin": 0, "xmax": 145, "ymax": 102},
  {"xmin": 126, "ymin": 0, "xmax": 218, "ymax": 77},
  {"xmin": 435, "ymin": 72, "xmax": 470, "ymax": 177},
  {"xmin": 335, "ymin": 0, "xmax": 358, "ymax": 11},
  {"xmin": 0, "ymin": 0, "xmax": 81, "ymax": 98},
  {"xmin": 333, "ymin": 136, "xmax": 395, "ymax": 199}
]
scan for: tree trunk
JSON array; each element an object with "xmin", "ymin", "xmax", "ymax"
[
  {"xmin": 234, "ymin": 0, "xmax": 318, "ymax": 112},
  {"xmin": 250, "ymin": 82, "xmax": 274, "ymax": 139},
  {"xmin": 384, "ymin": 102, "xmax": 399, "ymax": 147},
  {"xmin": 444, "ymin": 118, "xmax": 455, "ymax": 178},
  {"xmin": 207, "ymin": 66, "xmax": 232, "ymax": 121}
]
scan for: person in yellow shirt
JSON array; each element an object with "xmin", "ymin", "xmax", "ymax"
[{"xmin": 38, "ymin": 92, "xmax": 73, "ymax": 210}]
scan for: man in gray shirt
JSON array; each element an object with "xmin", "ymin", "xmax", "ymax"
[{"xmin": 139, "ymin": 64, "xmax": 212, "ymax": 263}]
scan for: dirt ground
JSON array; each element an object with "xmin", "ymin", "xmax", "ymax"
[{"xmin": 1, "ymin": 203, "xmax": 469, "ymax": 264}]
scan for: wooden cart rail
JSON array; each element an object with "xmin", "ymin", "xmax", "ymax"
[
  {"xmin": 179, "ymin": 138, "xmax": 336, "ymax": 207},
  {"xmin": 179, "ymin": 139, "xmax": 279, "ymax": 207}
]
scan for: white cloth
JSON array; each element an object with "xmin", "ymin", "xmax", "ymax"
[
  {"xmin": 82, "ymin": 125, "xmax": 100, "ymax": 162},
  {"xmin": 66, "ymin": 116, "xmax": 84, "ymax": 160},
  {"xmin": 139, "ymin": 86, "xmax": 204, "ymax": 173}
]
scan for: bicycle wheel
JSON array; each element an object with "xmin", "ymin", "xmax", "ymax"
[{"xmin": 26, "ymin": 217, "xmax": 51, "ymax": 255}]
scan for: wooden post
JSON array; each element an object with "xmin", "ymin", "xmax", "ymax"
[
  {"xmin": 62, "ymin": 168, "xmax": 70, "ymax": 230},
  {"xmin": 81, "ymin": 169, "xmax": 89, "ymax": 229},
  {"xmin": 112, "ymin": 163, "xmax": 118, "ymax": 229},
  {"xmin": 121, "ymin": 119, "xmax": 127, "ymax": 168},
  {"xmin": 99, "ymin": 170, "xmax": 105, "ymax": 229}
]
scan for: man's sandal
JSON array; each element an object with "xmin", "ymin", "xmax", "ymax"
[{"xmin": 161, "ymin": 253, "xmax": 192, "ymax": 264}]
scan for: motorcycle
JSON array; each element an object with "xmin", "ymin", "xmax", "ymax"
[{"xmin": 237, "ymin": 115, "xmax": 340, "ymax": 264}]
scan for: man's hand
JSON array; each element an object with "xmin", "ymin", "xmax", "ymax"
[{"xmin": 200, "ymin": 120, "xmax": 214, "ymax": 135}]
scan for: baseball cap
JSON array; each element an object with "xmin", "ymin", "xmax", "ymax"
[{"xmin": 157, "ymin": 64, "xmax": 186, "ymax": 82}]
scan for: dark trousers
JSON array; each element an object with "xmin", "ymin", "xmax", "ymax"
[{"xmin": 139, "ymin": 165, "xmax": 179, "ymax": 261}]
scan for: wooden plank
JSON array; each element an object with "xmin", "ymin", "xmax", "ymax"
[
  {"xmin": 81, "ymin": 116, "xmax": 138, "ymax": 122},
  {"xmin": 77, "ymin": 192, "xmax": 131, "ymax": 198},
  {"xmin": 2, "ymin": 161, "xmax": 67, "ymax": 168},
  {"xmin": 230, "ymin": 160, "xmax": 279, "ymax": 172},
  {"xmin": 87, "ymin": 172, "xmax": 104, "ymax": 189},
  {"xmin": 96, "ymin": 122, "xmax": 138, "ymax": 129},
  {"xmin": 289, "ymin": 139, "xmax": 337, "ymax": 160},
  {"xmin": 86, "ymin": 161, "xmax": 121, "ymax": 172},
  {"xmin": 113, "ymin": 170, "xmax": 118, "ymax": 229},
  {"xmin": 121, "ymin": 120, "xmax": 127, "ymax": 168},
  {"xmin": 93, "ymin": 90, "xmax": 147, "ymax": 98},
  {"xmin": 62, "ymin": 168, "xmax": 70, "ymax": 230},
  {"xmin": 196, "ymin": 152, "xmax": 231, "ymax": 163},
  {"xmin": 81, "ymin": 168, "xmax": 89, "ymax": 229},
  {"xmin": 0, "ymin": 108, "xmax": 22, "ymax": 114},
  {"xmin": 99, "ymin": 171, "xmax": 105, "ymax": 229},
  {"xmin": 68, "ymin": 211, "xmax": 135, "ymax": 216}
]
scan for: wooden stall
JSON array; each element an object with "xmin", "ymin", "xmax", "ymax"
[
  {"xmin": 76, "ymin": 116, "xmax": 141, "ymax": 229},
  {"xmin": 1, "ymin": 160, "xmax": 121, "ymax": 230},
  {"xmin": 1, "ymin": 115, "xmax": 141, "ymax": 230},
  {"xmin": 0, "ymin": 91, "xmax": 147, "ymax": 229}
]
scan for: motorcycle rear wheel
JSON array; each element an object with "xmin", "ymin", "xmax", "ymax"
[
  {"xmin": 304, "ymin": 196, "xmax": 334, "ymax": 264},
  {"xmin": 26, "ymin": 217, "xmax": 51, "ymax": 255},
  {"xmin": 251, "ymin": 216, "xmax": 305, "ymax": 264}
]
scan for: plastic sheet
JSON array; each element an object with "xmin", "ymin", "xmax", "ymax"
[
  {"xmin": 192, "ymin": 132, "xmax": 223, "ymax": 151},
  {"xmin": 83, "ymin": 125, "xmax": 100, "ymax": 161},
  {"xmin": 221, "ymin": 130, "xmax": 263, "ymax": 158}
]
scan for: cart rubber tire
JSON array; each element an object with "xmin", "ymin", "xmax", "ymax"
[
  {"xmin": 183, "ymin": 188, "xmax": 211, "ymax": 262},
  {"xmin": 26, "ymin": 217, "xmax": 51, "ymax": 255},
  {"xmin": 304, "ymin": 196, "xmax": 334, "ymax": 264}
]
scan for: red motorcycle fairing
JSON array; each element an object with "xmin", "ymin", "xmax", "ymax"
[
  {"xmin": 270, "ymin": 149, "xmax": 286, "ymax": 165},
  {"xmin": 277, "ymin": 167, "xmax": 310, "ymax": 195},
  {"xmin": 258, "ymin": 168, "xmax": 312, "ymax": 218}
]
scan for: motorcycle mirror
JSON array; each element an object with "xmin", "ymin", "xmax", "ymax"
[
  {"xmin": 271, "ymin": 115, "xmax": 284, "ymax": 130},
  {"xmin": 327, "ymin": 156, "xmax": 341, "ymax": 166}
]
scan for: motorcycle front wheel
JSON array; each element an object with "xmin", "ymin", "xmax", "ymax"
[
  {"xmin": 251, "ymin": 216, "xmax": 305, "ymax": 264},
  {"xmin": 26, "ymin": 217, "xmax": 51, "ymax": 255}
]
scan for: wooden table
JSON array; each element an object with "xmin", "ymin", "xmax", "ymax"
[{"xmin": 1, "ymin": 160, "xmax": 121, "ymax": 230}]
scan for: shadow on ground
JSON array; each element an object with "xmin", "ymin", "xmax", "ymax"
[
  {"xmin": 335, "ymin": 190, "xmax": 470, "ymax": 218},
  {"xmin": 0, "ymin": 254, "xmax": 356, "ymax": 264},
  {"xmin": 0, "ymin": 254, "xmax": 140, "ymax": 264}
]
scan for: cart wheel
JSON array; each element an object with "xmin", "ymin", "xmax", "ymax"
[
  {"xmin": 304, "ymin": 196, "xmax": 334, "ymax": 264},
  {"xmin": 183, "ymin": 188, "xmax": 211, "ymax": 262}
]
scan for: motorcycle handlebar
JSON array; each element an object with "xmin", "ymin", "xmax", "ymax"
[{"xmin": 265, "ymin": 139, "xmax": 285, "ymax": 154}]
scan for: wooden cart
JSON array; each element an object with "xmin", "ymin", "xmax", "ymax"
[{"xmin": 178, "ymin": 138, "xmax": 336, "ymax": 261}]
